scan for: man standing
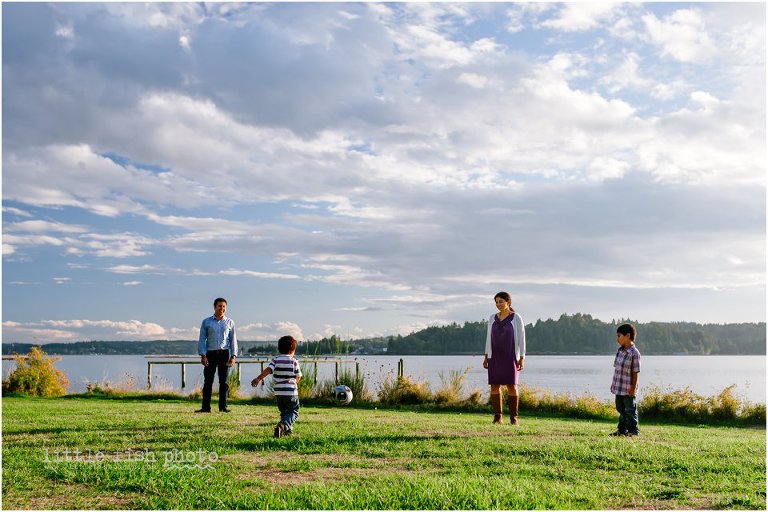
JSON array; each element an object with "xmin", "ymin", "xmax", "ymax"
[{"xmin": 196, "ymin": 297, "xmax": 237, "ymax": 413}]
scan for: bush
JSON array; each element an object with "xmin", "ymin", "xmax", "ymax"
[
  {"xmin": 638, "ymin": 384, "xmax": 762, "ymax": 425},
  {"xmin": 2, "ymin": 347, "xmax": 69, "ymax": 397},
  {"xmin": 227, "ymin": 364, "xmax": 243, "ymax": 399},
  {"xmin": 314, "ymin": 363, "xmax": 372, "ymax": 403},
  {"xmin": 434, "ymin": 368, "xmax": 469, "ymax": 404},
  {"xmin": 297, "ymin": 361, "xmax": 318, "ymax": 399},
  {"xmin": 84, "ymin": 372, "xmax": 138, "ymax": 396},
  {"xmin": 377, "ymin": 375, "xmax": 432, "ymax": 405},
  {"xmin": 518, "ymin": 383, "xmax": 616, "ymax": 419},
  {"xmin": 337, "ymin": 363, "xmax": 372, "ymax": 401}
]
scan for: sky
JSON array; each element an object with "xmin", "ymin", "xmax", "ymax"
[{"xmin": 2, "ymin": 2, "xmax": 765, "ymax": 344}]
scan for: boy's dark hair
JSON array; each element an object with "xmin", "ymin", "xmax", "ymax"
[
  {"xmin": 213, "ymin": 297, "xmax": 227, "ymax": 307},
  {"xmin": 278, "ymin": 335, "xmax": 298, "ymax": 354},
  {"xmin": 617, "ymin": 323, "xmax": 637, "ymax": 341}
]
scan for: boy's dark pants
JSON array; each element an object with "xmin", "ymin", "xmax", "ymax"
[
  {"xmin": 615, "ymin": 394, "xmax": 639, "ymax": 434},
  {"xmin": 201, "ymin": 349, "xmax": 230, "ymax": 411},
  {"xmin": 276, "ymin": 395, "xmax": 300, "ymax": 430}
]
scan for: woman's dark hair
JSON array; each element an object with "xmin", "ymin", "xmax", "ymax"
[
  {"xmin": 213, "ymin": 297, "xmax": 227, "ymax": 307},
  {"xmin": 494, "ymin": 291, "xmax": 511, "ymax": 304},
  {"xmin": 278, "ymin": 335, "xmax": 298, "ymax": 354},
  {"xmin": 616, "ymin": 323, "xmax": 637, "ymax": 341},
  {"xmin": 494, "ymin": 291, "xmax": 514, "ymax": 312}
]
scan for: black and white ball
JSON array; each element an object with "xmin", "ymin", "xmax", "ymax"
[{"xmin": 333, "ymin": 385, "xmax": 353, "ymax": 405}]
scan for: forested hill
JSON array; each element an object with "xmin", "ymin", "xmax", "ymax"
[
  {"xmin": 384, "ymin": 314, "xmax": 766, "ymax": 355},
  {"xmin": 3, "ymin": 314, "xmax": 765, "ymax": 356},
  {"xmin": 1, "ymin": 340, "xmax": 267, "ymax": 356}
]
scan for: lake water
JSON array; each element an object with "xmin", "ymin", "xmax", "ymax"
[{"xmin": 3, "ymin": 354, "xmax": 765, "ymax": 403}]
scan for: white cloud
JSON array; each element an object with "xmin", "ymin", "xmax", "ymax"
[
  {"xmin": 642, "ymin": 9, "xmax": 717, "ymax": 63},
  {"xmin": 541, "ymin": 3, "xmax": 621, "ymax": 32},
  {"xmin": 5, "ymin": 220, "xmax": 88, "ymax": 234},
  {"xmin": 3, "ymin": 206, "xmax": 33, "ymax": 217},
  {"xmin": 238, "ymin": 321, "xmax": 305, "ymax": 341},
  {"xmin": 600, "ymin": 52, "xmax": 652, "ymax": 93},
  {"xmin": 457, "ymin": 72, "xmax": 491, "ymax": 89},
  {"xmin": 122, "ymin": 281, "xmax": 143, "ymax": 286},
  {"xmin": 55, "ymin": 23, "xmax": 74, "ymax": 39},
  {"xmin": 218, "ymin": 269, "xmax": 301, "ymax": 280},
  {"xmin": 42, "ymin": 319, "xmax": 167, "ymax": 338},
  {"xmin": 106, "ymin": 264, "xmax": 183, "ymax": 275}
]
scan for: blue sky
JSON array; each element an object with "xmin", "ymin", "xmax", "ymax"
[{"xmin": 2, "ymin": 2, "xmax": 765, "ymax": 343}]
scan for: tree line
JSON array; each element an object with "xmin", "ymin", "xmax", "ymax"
[
  {"xmin": 383, "ymin": 313, "xmax": 766, "ymax": 355},
  {"xmin": 3, "ymin": 314, "xmax": 765, "ymax": 356}
]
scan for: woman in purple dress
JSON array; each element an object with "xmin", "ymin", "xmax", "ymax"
[{"xmin": 483, "ymin": 291, "xmax": 526, "ymax": 424}]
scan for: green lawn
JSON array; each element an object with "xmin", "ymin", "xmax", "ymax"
[{"xmin": 2, "ymin": 396, "xmax": 765, "ymax": 509}]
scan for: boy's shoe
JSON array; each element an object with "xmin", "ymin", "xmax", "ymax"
[
  {"xmin": 195, "ymin": 409, "xmax": 211, "ymax": 413},
  {"xmin": 609, "ymin": 430, "xmax": 625, "ymax": 436},
  {"xmin": 274, "ymin": 422, "xmax": 286, "ymax": 438},
  {"xmin": 624, "ymin": 431, "xmax": 639, "ymax": 437},
  {"xmin": 219, "ymin": 408, "xmax": 232, "ymax": 413}
]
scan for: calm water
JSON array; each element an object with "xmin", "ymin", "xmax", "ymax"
[{"xmin": 3, "ymin": 354, "xmax": 765, "ymax": 403}]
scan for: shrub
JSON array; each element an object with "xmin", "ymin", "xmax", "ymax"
[
  {"xmin": 85, "ymin": 372, "xmax": 138, "ymax": 396},
  {"xmin": 711, "ymin": 385, "xmax": 739, "ymax": 420},
  {"xmin": 434, "ymin": 368, "xmax": 469, "ymax": 404},
  {"xmin": 639, "ymin": 384, "xmax": 762, "ymax": 425},
  {"xmin": 314, "ymin": 363, "xmax": 372, "ymax": 403},
  {"xmin": 377, "ymin": 375, "xmax": 432, "ymax": 405},
  {"xmin": 518, "ymin": 384, "xmax": 616, "ymax": 419},
  {"xmin": 2, "ymin": 347, "xmax": 69, "ymax": 397},
  {"xmin": 464, "ymin": 388, "xmax": 484, "ymax": 406},
  {"xmin": 227, "ymin": 365, "xmax": 243, "ymax": 399},
  {"xmin": 336, "ymin": 363, "xmax": 372, "ymax": 401},
  {"xmin": 297, "ymin": 361, "xmax": 318, "ymax": 399}
]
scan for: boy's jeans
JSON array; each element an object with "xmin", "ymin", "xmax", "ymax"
[
  {"xmin": 615, "ymin": 395, "xmax": 639, "ymax": 434},
  {"xmin": 276, "ymin": 395, "xmax": 300, "ymax": 430}
]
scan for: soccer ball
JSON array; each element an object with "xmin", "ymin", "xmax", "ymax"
[{"xmin": 333, "ymin": 385, "xmax": 353, "ymax": 405}]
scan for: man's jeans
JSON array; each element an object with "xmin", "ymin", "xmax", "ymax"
[
  {"xmin": 276, "ymin": 395, "xmax": 300, "ymax": 430},
  {"xmin": 615, "ymin": 394, "xmax": 639, "ymax": 434},
  {"xmin": 202, "ymin": 349, "xmax": 230, "ymax": 411}
]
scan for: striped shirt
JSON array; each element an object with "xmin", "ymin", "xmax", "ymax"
[
  {"xmin": 610, "ymin": 344, "xmax": 641, "ymax": 395},
  {"xmin": 267, "ymin": 355, "xmax": 302, "ymax": 396}
]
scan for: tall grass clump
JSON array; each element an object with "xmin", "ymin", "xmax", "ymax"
[
  {"xmin": 317, "ymin": 363, "xmax": 372, "ymax": 402},
  {"xmin": 434, "ymin": 368, "xmax": 469, "ymax": 404},
  {"xmin": 337, "ymin": 363, "xmax": 371, "ymax": 401},
  {"xmin": 84, "ymin": 372, "xmax": 139, "ymax": 396},
  {"xmin": 518, "ymin": 383, "xmax": 616, "ymax": 419},
  {"xmin": 2, "ymin": 347, "xmax": 69, "ymax": 397},
  {"xmin": 297, "ymin": 361, "xmax": 318, "ymax": 399},
  {"xmin": 377, "ymin": 374, "xmax": 432, "ymax": 405},
  {"xmin": 639, "ymin": 384, "xmax": 765, "ymax": 425},
  {"xmin": 227, "ymin": 364, "xmax": 243, "ymax": 399}
]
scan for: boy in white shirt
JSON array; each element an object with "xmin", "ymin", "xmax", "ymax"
[{"xmin": 251, "ymin": 335, "xmax": 302, "ymax": 438}]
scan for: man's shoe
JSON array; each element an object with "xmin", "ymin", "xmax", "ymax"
[
  {"xmin": 274, "ymin": 422, "xmax": 285, "ymax": 438},
  {"xmin": 195, "ymin": 409, "xmax": 211, "ymax": 413},
  {"xmin": 609, "ymin": 430, "xmax": 625, "ymax": 436},
  {"xmin": 219, "ymin": 408, "xmax": 232, "ymax": 413}
]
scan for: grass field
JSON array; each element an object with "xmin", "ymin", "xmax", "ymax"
[{"xmin": 2, "ymin": 396, "xmax": 765, "ymax": 509}]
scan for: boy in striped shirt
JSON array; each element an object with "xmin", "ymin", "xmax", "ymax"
[{"xmin": 251, "ymin": 335, "xmax": 303, "ymax": 438}]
